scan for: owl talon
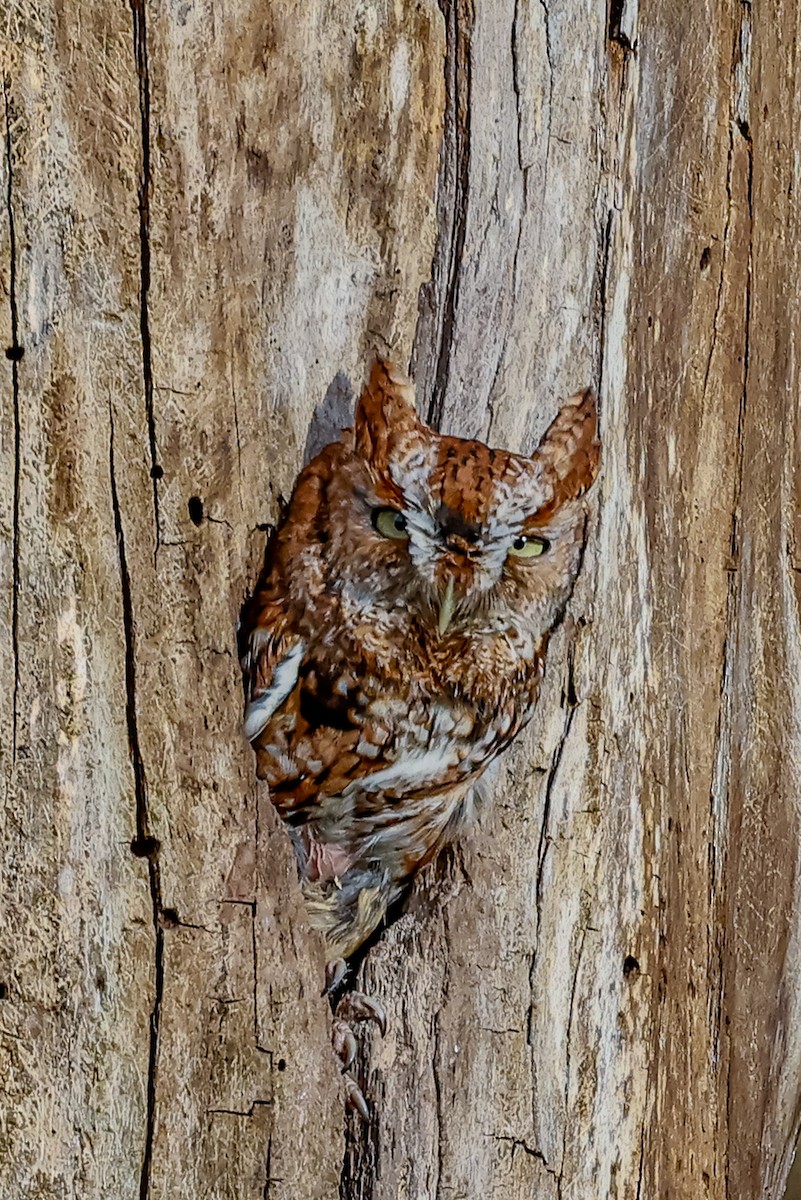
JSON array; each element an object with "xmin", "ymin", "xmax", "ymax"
[
  {"xmin": 330, "ymin": 989, "xmax": 385, "ymax": 1118},
  {"xmin": 335, "ymin": 991, "xmax": 387, "ymax": 1037},
  {"xmin": 344, "ymin": 1074, "xmax": 370, "ymax": 1122},
  {"xmin": 323, "ymin": 957, "xmax": 348, "ymax": 996},
  {"xmin": 332, "ymin": 1018, "xmax": 357, "ymax": 1071}
]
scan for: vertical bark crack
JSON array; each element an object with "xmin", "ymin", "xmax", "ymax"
[
  {"xmin": 108, "ymin": 407, "xmax": 164, "ymax": 1200},
  {"xmin": 634, "ymin": 1120, "xmax": 646, "ymax": 1199},
  {"xmin": 737, "ymin": 123, "xmax": 753, "ymax": 525},
  {"xmin": 509, "ymin": 0, "xmax": 551, "ymax": 175},
  {"xmin": 595, "ymin": 31, "xmax": 633, "ymax": 399},
  {"xmin": 526, "ymin": 677, "xmax": 576, "ymax": 1133},
  {"xmin": 595, "ymin": 208, "xmax": 614, "ymax": 411},
  {"xmin": 510, "ymin": 0, "xmax": 524, "ymax": 173},
  {"xmin": 248, "ymin": 898, "xmax": 274, "ymax": 1057},
  {"xmin": 486, "ymin": 1, "xmax": 533, "ymax": 437},
  {"xmin": 537, "ymin": 0, "xmax": 554, "ymax": 188},
  {"xmin": 424, "ymin": 0, "xmax": 475, "ymax": 429},
  {"xmin": 608, "ymin": 0, "xmax": 634, "ymax": 51},
  {"xmin": 720, "ymin": 97, "xmax": 752, "ymax": 1200},
  {"xmin": 555, "ymin": 924, "xmax": 588, "ymax": 1198},
  {"xmin": 709, "ymin": 14, "xmax": 752, "ymax": 1188},
  {"xmin": 532, "ymin": 700, "xmax": 575, "ymax": 950},
  {"xmin": 431, "ymin": 909, "xmax": 451, "ymax": 1200},
  {"xmin": 702, "ymin": 93, "xmax": 738, "ymax": 402},
  {"xmin": 263, "ymin": 1130, "xmax": 273, "ymax": 1199},
  {"xmin": 129, "ymin": 0, "xmax": 161, "ymax": 553},
  {"xmin": 3, "ymin": 78, "xmax": 21, "ymax": 763}
]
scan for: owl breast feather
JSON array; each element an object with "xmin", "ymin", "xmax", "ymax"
[{"xmin": 244, "ymin": 619, "xmax": 542, "ymax": 873}]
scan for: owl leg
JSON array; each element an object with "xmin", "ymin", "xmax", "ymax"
[{"xmin": 304, "ymin": 873, "xmax": 398, "ymax": 1119}]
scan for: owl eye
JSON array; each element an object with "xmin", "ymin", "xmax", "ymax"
[
  {"xmin": 372, "ymin": 507, "xmax": 410, "ymax": 540},
  {"xmin": 508, "ymin": 534, "xmax": 550, "ymax": 559}
]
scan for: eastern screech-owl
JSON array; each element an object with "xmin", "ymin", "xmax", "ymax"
[{"xmin": 242, "ymin": 359, "xmax": 599, "ymax": 963}]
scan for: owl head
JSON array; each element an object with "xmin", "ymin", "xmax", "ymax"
[{"xmin": 287, "ymin": 360, "xmax": 599, "ymax": 648}]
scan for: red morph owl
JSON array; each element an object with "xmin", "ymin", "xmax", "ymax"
[{"xmin": 242, "ymin": 359, "xmax": 599, "ymax": 1112}]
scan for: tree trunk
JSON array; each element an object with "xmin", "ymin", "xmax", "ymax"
[{"xmin": 2, "ymin": 1, "xmax": 800, "ymax": 1197}]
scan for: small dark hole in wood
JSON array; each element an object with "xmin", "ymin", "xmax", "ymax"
[
  {"xmin": 699, "ymin": 246, "xmax": 712, "ymax": 271},
  {"xmin": 276, "ymin": 1058, "xmax": 287, "ymax": 1072},
  {"xmin": 95, "ymin": 972, "xmax": 106, "ymax": 993},
  {"xmin": 151, "ymin": 464, "xmax": 164, "ymax": 480},
  {"xmin": 5, "ymin": 345, "xmax": 24, "ymax": 361},
  {"xmin": 0, "ymin": 982, "xmax": 8, "ymax": 999},
  {"xmin": 317, "ymin": 529, "xmax": 329, "ymax": 544},
  {"xmin": 188, "ymin": 496, "xmax": 204, "ymax": 525},
  {"xmin": 160, "ymin": 907, "xmax": 180, "ymax": 929},
  {"xmin": 623, "ymin": 954, "xmax": 640, "ymax": 979},
  {"xmin": 130, "ymin": 834, "xmax": 160, "ymax": 858}
]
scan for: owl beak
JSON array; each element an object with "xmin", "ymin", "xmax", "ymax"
[{"xmin": 437, "ymin": 577, "xmax": 456, "ymax": 636}]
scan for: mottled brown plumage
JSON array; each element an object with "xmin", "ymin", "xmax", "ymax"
[{"xmin": 242, "ymin": 360, "xmax": 599, "ymax": 960}]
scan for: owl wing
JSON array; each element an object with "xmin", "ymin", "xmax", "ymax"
[
  {"xmin": 241, "ymin": 595, "xmax": 369, "ymax": 822},
  {"xmin": 241, "ymin": 596, "xmax": 306, "ymax": 743}
]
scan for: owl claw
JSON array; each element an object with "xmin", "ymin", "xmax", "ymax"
[
  {"xmin": 344, "ymin": 1074, "xmax": 370, "ymax": 1122},
  {"xmin": 332, "ymin": 1019, "xmax": 358, "ymax": 1071},
  {"xmin": 329, "ymin": 989, "xmax": 386, "ymax": 1119},
  {"xmin": 335, "ymin": 991, "xmax": 387, "ymax": 1037},
  {"xmin": 323, "ymin": 957, "xmax": 348, "ymax": 996}
]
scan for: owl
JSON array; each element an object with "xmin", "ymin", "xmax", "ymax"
[{"xmin": 242, "ymin": 359, "xmax": 599, "ymax": 1112}]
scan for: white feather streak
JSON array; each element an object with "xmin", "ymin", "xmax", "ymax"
[
  {"xmin": 344, "ymin": 747, "xmax": 455, "ymax": 797},
  {"xmin": 243, "ymin": 641, "xmax": 305, "ymax": 741}
]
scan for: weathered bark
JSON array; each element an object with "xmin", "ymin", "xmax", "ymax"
[{"xmin": 1, "ymin": 1, "xmax": 800, "ymax": 1198}]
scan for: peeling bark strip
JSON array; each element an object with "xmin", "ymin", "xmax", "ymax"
[{"xmin": 1, "ymin": 2, "xmax": 801, "ymax": 1199}]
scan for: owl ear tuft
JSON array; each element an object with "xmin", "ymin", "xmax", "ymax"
[
  {"xmin": 354, "ymin": 359, "xmax": 421, "ymax": 469},
  {"xmin": 535, "ymin": 388, "xmax": 600, "ymax": 504}
]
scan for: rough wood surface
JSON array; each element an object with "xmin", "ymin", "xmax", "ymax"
[{"xmin": 1, "ymin": 2, "xmax": 800, "ymax": 1198}]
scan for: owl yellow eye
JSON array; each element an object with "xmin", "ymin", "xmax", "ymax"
[
  {"xmin": 508, "ymin": 534, "xmax": 550, "ymax": 559},
  {"xmin": 372, "ymin": 507, "xmax": 409, "ymax": 540}
]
